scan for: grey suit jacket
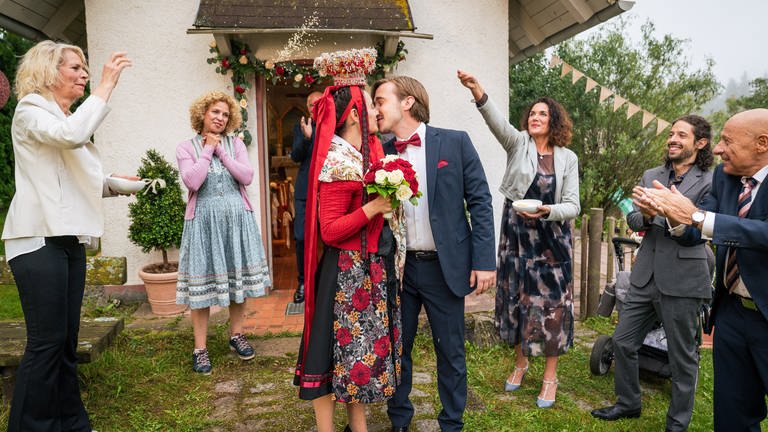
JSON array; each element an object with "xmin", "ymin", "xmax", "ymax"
[{"xmin": 627, "ymin": 164, "xmax": 714, "ymax": 299}]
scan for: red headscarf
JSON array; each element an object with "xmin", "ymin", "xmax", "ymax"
[{"xmin": 299, "ymin": 85, "xmax": 384, "ymax": 363}]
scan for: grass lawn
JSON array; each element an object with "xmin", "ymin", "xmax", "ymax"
[
  {"xmin": 0, "ymin": 284, "xmax": 21, "ymax": 319},
  {"xmin": 0, "ymin": 295, "xmax": 763, "ymax": 430}
]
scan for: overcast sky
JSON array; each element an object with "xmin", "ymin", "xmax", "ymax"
[{"xmin": 580, "ymin": 0, "xmax": 767, "ymax": 86}]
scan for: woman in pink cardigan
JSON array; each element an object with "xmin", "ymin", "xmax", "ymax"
[{"xmin": 176, "ymin": 91, "xmax": 271, "ymax": 374}]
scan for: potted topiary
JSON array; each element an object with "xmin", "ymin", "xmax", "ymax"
[{"xmin": 128, "ymin": 148, "xmax": 187, "ymax": 315}]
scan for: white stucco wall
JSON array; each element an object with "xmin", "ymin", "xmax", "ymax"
[
  {"xmin": 85, "ymin": 0, "xmax": 255, "ymax": 284},
  {"xmin": 85, "ymin": 1, "xmax": 509, "ymax": 284},
  {"xmin": 404, "ymin": 0, "xmax": 509, "ymax": 246}
]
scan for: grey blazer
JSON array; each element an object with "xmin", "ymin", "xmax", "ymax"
[
  {"xmin": 476, "ymin": 97, "xmax": 580, "ymax": 221},
  {"xmin": 627, "ymin": 165, "xmax": 714, "ymax": 299}
]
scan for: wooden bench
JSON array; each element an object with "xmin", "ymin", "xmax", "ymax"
[{"xmin": 0, "ymin": 317, "xmax": 124, "ymax": 405}]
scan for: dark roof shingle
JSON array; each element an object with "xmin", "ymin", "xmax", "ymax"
[{"xmin": 193, "ymin": 0, "xmax": 414, "ymax": 31}]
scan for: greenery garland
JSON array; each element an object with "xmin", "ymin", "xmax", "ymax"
[{"xmin": 207, "ymin": 39, "xmax": 407, "ymax": 145}]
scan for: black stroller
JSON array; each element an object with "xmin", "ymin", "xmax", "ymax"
[{"xmin": 589, "ymin": 237, "xmax": 709, "ymax": 378}]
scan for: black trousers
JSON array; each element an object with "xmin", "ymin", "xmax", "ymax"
[
  {"xmin": 7, "ymin": 236, "xmax": 91, "ymax": 432},
  {"xmin": 713, "ymin": 294, "xmax": 768, "ymax": 432},
  {"xmin": 294, "ymin": 198, "xmax": 306, "ymax": 285},
  {"xmin": 387, "ymin": 256, "xmax": 466, "ymax": 432}
]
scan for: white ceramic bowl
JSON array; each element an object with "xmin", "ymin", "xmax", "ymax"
[
  {"xmin": 512, "ymin": 199, "xmax": 543, "ymax": 213},
  {"xmin": 107, "ymin": 176, "xmax": 145, "ymax": 194}
]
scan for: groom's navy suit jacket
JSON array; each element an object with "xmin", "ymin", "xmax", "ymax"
[
  {"xmin": 383, "ymin": 125, "xmax": 495, "ymax": 296},
  {"xmin": 679, "ymin": 164, "xmax": 768, "ymax": 322}
]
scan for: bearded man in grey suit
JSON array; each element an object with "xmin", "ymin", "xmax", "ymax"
[{"xmin": 592, "ymin": 115, "xmax": 715, "ymax": 431}]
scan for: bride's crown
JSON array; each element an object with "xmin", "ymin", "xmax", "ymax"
[{"xmin": 313, "ymin": 48, "xmax": 377, "ymax": 86}]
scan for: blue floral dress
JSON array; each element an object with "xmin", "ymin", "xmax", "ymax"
[{"xmin": 176, "ymin": 137, "xmax": 271, "ymax": 309}]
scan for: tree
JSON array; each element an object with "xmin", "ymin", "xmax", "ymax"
[
  {"xmin": 508, "ymin": 20, "xmax": 720, "ymax": 213},
  {"xmin": 710, "ymin": 77, "xmax": 768, "ymax": 135},
  {"xmin": 127, "ymin": 149, "xmax": 186, "ymax": 272},
  {"xmin": 0, "ymin": 31, "xmax": 34, "ymax": 209}
]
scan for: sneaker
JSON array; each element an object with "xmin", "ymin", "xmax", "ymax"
[
  {"xmin": 192, "ymin": 348, "xmax": 212, "ymax": 375},
  {"xmin": 229, "ymin": 334, "xmax": 255, "ymax": 360}
]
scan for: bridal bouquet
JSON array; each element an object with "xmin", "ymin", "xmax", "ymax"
[{"xmin": 364, "ymin": 155, "xmax": 422, "ymax": 218}]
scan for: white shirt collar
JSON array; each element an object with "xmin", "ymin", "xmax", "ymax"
[
  {"xmin": 396, "ymin": 122, "xmax": 426, "ymax": 142},
  {"xmin": 749, "ymin": 165, "xmax": 768, "ymax": 184}
]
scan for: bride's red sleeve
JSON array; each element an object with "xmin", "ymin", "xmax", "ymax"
[{"xmin": 318, "ymin": 180, "xmax": 369, "ymax": 244}]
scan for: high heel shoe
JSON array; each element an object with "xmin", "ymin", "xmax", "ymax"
[
  {"xmin": 536, "ymin": 378, "xmax": 558, "ymax": 408},
  {"xmin": 504, "ymin": 362, "xmax": 529, "ymax": 391}
]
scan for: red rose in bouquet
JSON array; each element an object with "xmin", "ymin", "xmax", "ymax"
[{"xmin": 364, "ymin": 155, "xmax": 423, "ymax": 218}]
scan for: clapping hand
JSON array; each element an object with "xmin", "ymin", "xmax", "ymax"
[
  {"xmin": 300, "ymin": 116, "xmax": 313, "ymax": 139},
  {"xmin": 202, "ymin": 133, "xmax": 221, "ymax": 149},
  {"xmin": 644, "ymin": 180, "xmax": 698, "ymax": 226}
]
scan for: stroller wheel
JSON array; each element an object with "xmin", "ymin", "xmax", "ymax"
[{"xmin": 590, "ymin": 334, "xmax": 614, "ymax": 376}]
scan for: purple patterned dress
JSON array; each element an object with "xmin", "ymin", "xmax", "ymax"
[{"xmin": 495, "ymin": 154, "xmax": 574, "ymax": 357}]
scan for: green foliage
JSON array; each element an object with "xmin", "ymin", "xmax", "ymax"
[
  {"xmin": 127, "ymin": 149, "xmax": 185, "ymax": 264},
  {"xmin": 0, "ymin": 31, "xmax": 35, "ymax": 210},
  {"xmin": 509, "ymin": 20, "xmax": 720, "ymax": 213},
  {"xmin": 710, "ymin": 77, "xmax": 768, "ymax": 137}
]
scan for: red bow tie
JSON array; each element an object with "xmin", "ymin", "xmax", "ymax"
[{"xmin": 394, "ymin": 134, "xmax": 421, "ymax": 153}]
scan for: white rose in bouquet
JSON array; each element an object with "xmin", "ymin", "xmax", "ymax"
[
  {"xmin": 375, "ymin": 170, "xmax": 388, "ymax": 185},
  {"xmin": 387, "ymin": 169, "xmax": 404, "ymax": 184},
  {"xmin": 382, "ymin": 154, "xmax": 400, "ymax": 164},
  {"xmin": 395, "ymin": 184, "xmax": 413, "ymax": 201}
]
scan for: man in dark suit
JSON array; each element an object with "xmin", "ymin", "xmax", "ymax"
[
  {"xmin": 372, "ymin": 76, "xmax": 496, "ymax": 432},
  {"xmin": 643, "ymin": 109, "xmax": 768, "ymax": 431},
  {"xmin": 591, "ymin": 115, "xmax": 715, "ymax": 431},
  {"xmin": 289, "ymin": 91, "xmax": 321, "ymax": 303}
]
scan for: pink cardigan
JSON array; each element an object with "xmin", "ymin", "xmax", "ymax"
[{"xmin": 176, "ymin": 136, "xmax": 254, "ymax": 220}]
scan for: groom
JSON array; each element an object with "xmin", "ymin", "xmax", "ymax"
[{"xmin": 373, "ymin": 76, "xmax": 496, "ymax": 432}]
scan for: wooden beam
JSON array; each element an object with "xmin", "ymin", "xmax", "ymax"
[
  {"xmin": 509, "ymin": 0, "xmax": 546, "ymax": 46},
  {"xmin": 383, "ymin": 35, "xmax": 399, "ymax": 57},
  {"xmin": 213, "ymin": 33, "xmax": 232, "ymax": 56},
  {"xmin": 558, "ymin": 0, "xmax": 593, "ymax": 23},
  {"xmin": 41, "ymin": 0, "xmax": 83, "ymax": 41}
]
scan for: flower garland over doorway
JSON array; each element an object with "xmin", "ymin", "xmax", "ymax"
[{"xmin": 207, "ymin": 40, "xmax": 407, "ymax": 145}]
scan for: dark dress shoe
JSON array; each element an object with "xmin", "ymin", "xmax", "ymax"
[
  {"xmin": 591, "ymin": 405, "xmax": 641, "ymax": 420},
  {"xmin": 293, "ymin": 283, "xmax": 305, "ymax": 303},
  {"xmin": 390, "ymin": 427, "xmax": 409, "ymax": 432}
]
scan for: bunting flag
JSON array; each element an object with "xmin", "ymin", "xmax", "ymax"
[
  {"xmin": 571, "ymin": 69, "xmax": 584, "ymax": 84},
  {"xmin": 560, "ymin": 63, "xmax": 573, "ymax": 78},
  {"xmin": 599, "ymin": 86, "xmax": 613, "ymax": 102},
  {"xmin": 548, "ymin": 55, "xmax": 672, "ymax": 136},
  {"xmin": 641, "ymin": 110, "xmax": 655, "ymax": 127},
  {"xmin": 656, "ymin": 119, "xmax": 671, "ymax": 135},
  {"xmin": 626, "ymin": 103, "xmax": 641, "ymax": 119},
  {"xmin": 585, "ymin": 77, "xmax": 599, "ymax": 93},
  {"xmin": 613, "ymin": 95, "xmax": 626, "ymax": 112}
]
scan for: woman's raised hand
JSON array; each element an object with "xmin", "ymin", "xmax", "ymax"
[
  {"xmin": 457, "ymin": 70, "xmax": 485, "ymax": 101},
  {"xmin": 362, "ymin": 194, "xmax": 393, "ymax": 219},
  {"xmin": 92, "ymin": 52, "xmax": 132, "ymax": 102}
]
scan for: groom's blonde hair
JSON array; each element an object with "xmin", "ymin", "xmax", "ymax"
[{"xmin": 373, "ymin": 76, "xmax": 430, "ymax": 124}]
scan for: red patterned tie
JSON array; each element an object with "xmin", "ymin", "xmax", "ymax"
[
  {"xmin": 394, "ymin": 134, "xmax": 421, "ymax": 153},
  {"xmin": 725, "ymin": 177, "xmax": 758, "ymax": 291}
]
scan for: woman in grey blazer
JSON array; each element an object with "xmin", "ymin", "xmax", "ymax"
[
  {"xmin": 2, "ymin": 41, "xmax": 131, "ymax": 431},
  {"xmin": 459, "ymin": 70, "xmax": 580, "ymax": 408}
]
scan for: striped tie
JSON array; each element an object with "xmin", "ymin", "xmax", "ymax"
[{"xmin": 725, "ymin": 177, "xmax": 758, "ymax": 291}]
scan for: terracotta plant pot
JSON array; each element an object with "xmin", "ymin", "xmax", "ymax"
[{"xmin": 138, "ymin": 263, "xmax": 187, "ymax": 316}]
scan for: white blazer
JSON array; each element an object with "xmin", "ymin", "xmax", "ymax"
[{"xmin": 2, "ymin": 93, "xmax": 111, "ymax": 240}]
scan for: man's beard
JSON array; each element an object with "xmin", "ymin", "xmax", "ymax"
[{"xmin": 667, "ymin": 147, "xmax": 694, "ymax": 163}]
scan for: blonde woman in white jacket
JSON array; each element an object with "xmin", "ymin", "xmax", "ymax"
[
  {"xmin": 2, "ymin": 41, "xmax": 131, "ymax": 432},
  {"xmin": 459, "ymin": 70, "xmax": 580, "ymax": 409}
]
